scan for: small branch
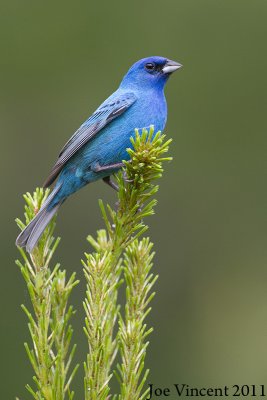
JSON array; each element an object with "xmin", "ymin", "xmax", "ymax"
[
  {"xmin": 116, "ymin": 238, "xmax": 157, "ymax": 400},
  {"xmin": 16, "ymin": 188, "xmax": 79, "ymax": 400},
  {"xmin": 83, "ymin": 230, "xmax": 123, "ymax": 400},
  {"xmin": 83, "ymin": 126, "xmax": 172, "ymax": 399}
]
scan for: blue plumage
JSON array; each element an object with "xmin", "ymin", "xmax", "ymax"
[{"xmin": 16, "ymin": 56, "xmax": 182, "ymax": 252}]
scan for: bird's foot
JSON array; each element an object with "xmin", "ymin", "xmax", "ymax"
[
  {"xmin": 123, "ymin": 170, "xmax": 134, "ymax": 183},
  {"xmin": 102, "ymin": 176, "xmax": 119, "ymax": 191}
]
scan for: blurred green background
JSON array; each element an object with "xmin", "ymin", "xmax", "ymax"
[{"xmin": 1, "ymin": 0, "xmax": 266, "ymax": 398}]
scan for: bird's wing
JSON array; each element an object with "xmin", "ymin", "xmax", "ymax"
[{"xmin": 43, "ymin": 92, "xmax": 137, "ymax": 187}]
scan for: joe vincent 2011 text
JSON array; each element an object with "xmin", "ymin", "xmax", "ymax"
[{"xmin": 147, "ymin": 383, "xmax": 266, "ymax": 399}]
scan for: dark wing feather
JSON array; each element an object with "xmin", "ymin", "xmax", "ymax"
[{"xmin": 43, "ymin": 92, "xmax": 137, "ymax": 187}]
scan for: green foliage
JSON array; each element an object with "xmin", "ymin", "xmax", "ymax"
[
  {"xmin": 101, "ymin": 126, "xmax": 172, "ymax": 251},
  {"xmin": 82, "ymin": 126, "xmax": 171, "ymax": 399},
  {"xmin": 82, "ymin": 230, "xmax": 122, "ymax": 400},
  {"xmin": 16, "ymin": 126, "xmax": 172, "ymax": 400},
  {"xmin": 16, "ymin": 189, "xmax": 79, "ymax": 400},
  {"xmin": 116, "ymin": 238, "xmax": 157, "ymax": 400}
]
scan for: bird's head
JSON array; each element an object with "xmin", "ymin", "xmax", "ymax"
[{"xmin": 120, "ymin": 56, "xmax": 182, "ymax": 91}]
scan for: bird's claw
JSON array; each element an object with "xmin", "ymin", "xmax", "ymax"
[{"xmin": 123, "ymin": 170, "xmax": 134, "ymax": 183}]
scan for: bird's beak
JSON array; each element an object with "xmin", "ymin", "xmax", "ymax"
[{"xmin": 162, "ymin": 59, "xmax": 183, "ymax": 74}]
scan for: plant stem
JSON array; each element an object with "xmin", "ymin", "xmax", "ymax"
[
  {"xmin": 16, "ymin": 189, "xmax": 79, "ymax": 400},
  {"xmin": 83, "ymin": 127, "xmax": 171, "ymax": 399},
  {"xmin": 116, "ymin": 238, "xmax": 157, "ymax": 400},
  {"xmin": 83, "ymin": 230, "xmax": 122, "ymax": 400}
]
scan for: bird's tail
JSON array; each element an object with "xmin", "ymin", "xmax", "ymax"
[{"xmin": 16, "ymin": 185, "xmax": 62, "ymax": 253}]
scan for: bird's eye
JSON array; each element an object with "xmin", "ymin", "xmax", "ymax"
[{"xmin": 145, "ymin": 63, "xmax": 155, "ymax": 71}]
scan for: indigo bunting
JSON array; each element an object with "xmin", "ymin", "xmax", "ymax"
[{"xmin": 16, "ymin": 56, "xmax": 182, "ymax": 252}]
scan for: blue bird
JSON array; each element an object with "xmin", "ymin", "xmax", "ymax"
[{"xmin": 16, "ymin": 56, "xmax": 182, "ymax": 252}]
